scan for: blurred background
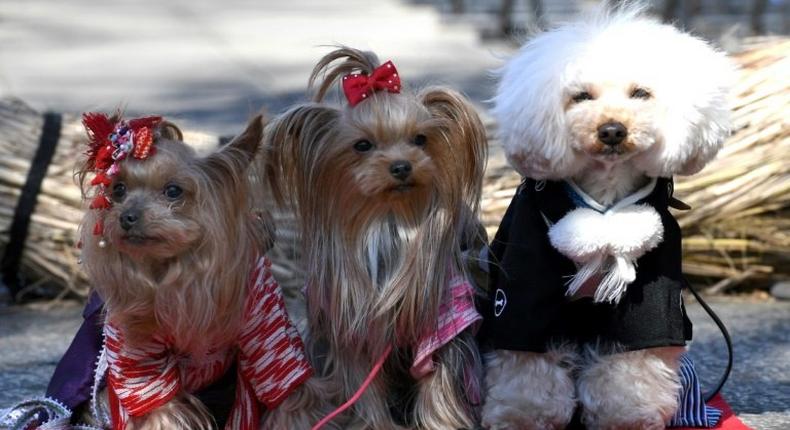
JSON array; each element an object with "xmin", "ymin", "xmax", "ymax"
[
  {"xmin": 1, "ymin": 0, "xmax": 788, "ymax": 134},
  {"xmin": 0, "ymin": 0, "xmax": 788, "ymax": 428}
]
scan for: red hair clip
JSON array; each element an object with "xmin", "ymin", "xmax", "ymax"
[
  {"xmin": 82, "ymin": 113, "xmax": 162, "ymax": 237},
  {"xmin": 342, "ymin": 60, "xmax": 401, "ymax": 107}
]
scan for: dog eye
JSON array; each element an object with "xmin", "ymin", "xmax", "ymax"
[
  {"xmin": 163, "ymin": 184, "xmax": 183, "ymax": 200},
  {"xmin": 571, "ymin": 91, "xmax": 594, "ymax": 103},
  {"xmin": 111, "ymin": 183, "xmax": 126, "ymax": 202},
  {"xmin": 353, "ymin": 139, "xmax": 373, "ymax": 153},
  {"xmin": 630, "ymin": 88, "xmax": 652, "ymax": 99},
  {"xmin": 413, "ymin": 134, "xmax": 427, "ymax": 147}
]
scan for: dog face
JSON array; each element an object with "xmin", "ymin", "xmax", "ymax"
[
  {"xmin": 301, "ymin": 95, "xmax": 465, "ymax": 226},
  {"xmin": 93, "ymin": 120, "xmax": 263, "ymax": 260},
  {"xmin": 564, "ymin": 80, "xmax": 662, "ymax": 164},
  {"xmin": 78, "ymin": 115, "xmax": 268, "ymax": 348},
  {"xmin": 493, "ymin": 9, "xmax": 733, "ymax": 179},
  {"xmin": 266, "ymin": 49, "xmax": 486, "ymax": 234},
  {"xmin": 103, "ymin": 141, "xmax": 203, "ymax": 259},
  {"xmin": 343, "ymin": 100, "xmax": 434, "ymax": 201}
]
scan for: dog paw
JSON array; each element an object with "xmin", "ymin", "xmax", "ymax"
[
  {"xmin": 481, "ymin": 350, "xmax": 576, "ymax": 430},
  {"xmin": 578, "ymin": 347, "xmax": 682, "ymax": 430}
]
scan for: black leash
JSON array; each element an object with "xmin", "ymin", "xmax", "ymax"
[
  {"xmin": 672, "ymin": 188, "xmax": 732, "ymax": 403},
  {"xmin": 685, "ymin": 280, "xmax": 734, "ymax": 403}
]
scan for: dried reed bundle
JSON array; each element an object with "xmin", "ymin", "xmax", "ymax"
[
  {"xmin": 0, "ymin": 100, "xmax": 88, "ymax": 300},
  {"xmin": 673, "ymin": 37, "xmax": 789, "ymax": 291}
]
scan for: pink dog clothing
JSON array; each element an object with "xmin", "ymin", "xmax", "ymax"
[{"xmin": 411, "ymin": 273, "xmax": 481, "ymax": 379}]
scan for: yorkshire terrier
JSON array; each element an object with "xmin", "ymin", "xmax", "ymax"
[
  {"xmin": 264, "ymin": 47, "xmax": 488, "ymax": 429},
  {"xmin": 480, "ymin": 5, "xmax": 733, "ymax": 430},
  {"xmin": 77, "ymin": 113, "xmax": 321, "ymax": 429}
]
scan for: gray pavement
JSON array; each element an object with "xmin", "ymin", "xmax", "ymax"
[
  {"xmin": 0, "ymin": 0, "xmax": 508, "ymax": 136},
  {"xmin": 685, "ymin": 297, "xmax": 790, "ymax": 429},
  {"xmin": 0, "ymin": 302, "xmax": 82, "ymax": 406},
  {"xmin": 1, "ymin": 298, "xmax": 788, "ymax": 428}
]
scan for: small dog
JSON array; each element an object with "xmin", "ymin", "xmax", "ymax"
[
  {"xmin": 264, "ymin": 47, "xmax": 488, "ymax": 429},
  {"xmin": 481, "ymin": 5, "xmax": 732, "ymax": 430},
  {"xmin": 77, "ymin": 113, "xmax": 319, "ymax": 429}
]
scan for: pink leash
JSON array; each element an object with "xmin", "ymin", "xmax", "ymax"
[{"xmin": 311, "ymin": 344, "xmax": 393, "ymax": 430}]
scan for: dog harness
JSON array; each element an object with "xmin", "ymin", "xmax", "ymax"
[{"xmin": 105, "ymin": 256, "xmax": 311, "ymax": 430}]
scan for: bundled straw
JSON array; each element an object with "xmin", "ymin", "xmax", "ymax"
[
  {"xmin": 0, "ymin": 100, "xmax": 87, "ymax": 300},
  {"xmin": 481, "ymin": 37, "xmax": 790, "ymax": 292},
  {"xmin": 673, "ymin": 37, "xmax": 790, "ymax": 291}
]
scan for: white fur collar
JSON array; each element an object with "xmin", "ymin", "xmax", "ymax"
[{"xmin": 548, "ymin": 178, "xmax": 664, "ymax": 303}]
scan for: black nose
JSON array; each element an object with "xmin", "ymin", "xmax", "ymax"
[
  {"xmin": 120, "ymin": 209, "xmax": 141, "ymax": 231},
  {"xmin": 389, "ymin": 160, "xmax": 412, "ymax": 181},
  {"xmin": 597, "ymin": 122, "xmax": 628, "ymax": 146}
]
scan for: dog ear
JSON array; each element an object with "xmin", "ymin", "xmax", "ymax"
[
  {"xmin": 156, "ymin": 120, "xmax": 184, "ymax": 141},
  {"xmin": 669, "ymin": 54, "xmax": 734, "ymax": 176},
  {"xmin": 263, "ymin": 104, "xmax": 340, "ymax": 208},
  {"xmin": 200, "ymin": 113, "xmax": 264, "ymax": 182},
  {"xmin": 419, "ymin": 87, "xmax": 488, "ymax": 207},
  {"xmin": 228, "ymin": 113, "xmax": 265, "ymax": 162}
]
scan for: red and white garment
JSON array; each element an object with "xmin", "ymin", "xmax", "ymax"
[
  {"xmin": 104, "ymin": 256, "xmax": 312, "ymax": 430},
  {"xmin": 411, "ymin": 272, "xmax": 481, "ymax": 379}
]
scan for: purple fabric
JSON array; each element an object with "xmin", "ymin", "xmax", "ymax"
[
  {"xmin": 45, "ymin": 292, "xmax": 104, "ymax": 409},
  {"xmin": 42, "ymin": 292, "xmax": 236, "ymax": 426}
]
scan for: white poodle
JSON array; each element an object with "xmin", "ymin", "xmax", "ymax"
[{"xmin": 481, "ymin": 5, "xmax": 733, "ymax": 430}]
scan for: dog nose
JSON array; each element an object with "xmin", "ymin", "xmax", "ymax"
[
  {"xmin": 120, "ymin": 209, "xmax": 141, "ymax": 231},
  {"xmin": 597, "ymin": 122, "xmax": 628, "ymax": 146},
  {"xmin": 389, "ymin": 160, "xmax": 412, "ymax": 181}
]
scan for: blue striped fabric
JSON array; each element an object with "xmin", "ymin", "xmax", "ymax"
[{"xmin": 669, "ymin": 354, "xmax": 723, "ymax": 428}]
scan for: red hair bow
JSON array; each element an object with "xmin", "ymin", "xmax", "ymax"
[
  {"xmin": 82, "ymin": 112, "xmax": 162, "ymax": 235},
  {"xmin": 342, "ymin": 61, "xmax": 401, "ymax": 107}
]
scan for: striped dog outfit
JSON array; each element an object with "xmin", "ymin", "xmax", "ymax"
[
  {"xmin": 105, "ymin": 256, "xmax": 311, "ymax": 430},
  {"xmin": 412, "ymin": 272, "xmax": 482, "ymax": 378}
]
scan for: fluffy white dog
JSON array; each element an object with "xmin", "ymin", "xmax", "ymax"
[{"xmin": 480, "ymin": 5, "xmax": 732, "ymax": 430}]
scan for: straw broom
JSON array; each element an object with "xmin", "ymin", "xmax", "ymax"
[{"xmin": 0, "ymin": 100, "xmax": 87, "ymax": 300}]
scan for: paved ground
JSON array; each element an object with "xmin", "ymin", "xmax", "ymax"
[
  {"xmin": 684, "ymin": 297, "xmax": 790, "ymax": 429},
  {"xmin": 1, "ymin": 297, "xmax": 788, "ymax": 428},
  {"xmin": 0, "ymin": 0, "xmax": 507, "ymax": 136}
]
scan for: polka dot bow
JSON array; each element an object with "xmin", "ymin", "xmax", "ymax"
[{"xmin": 342, "ymin": 60, "xmax": 401, "ymax": 107}]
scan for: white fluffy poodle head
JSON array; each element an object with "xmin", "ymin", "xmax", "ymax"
[{"xmin": 492, "ymin": 6, "xmax": 734, "ymax": 180}]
